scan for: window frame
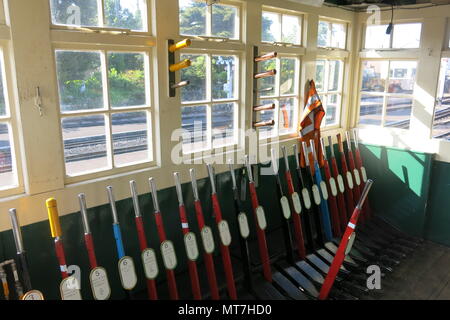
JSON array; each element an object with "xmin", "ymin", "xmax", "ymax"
[
  {"xmin": 179, "ymin": 49, "xmax": 241, "ymax": 155},
  {"xmin": 315, "ymin": 58, "xmax": 345, "ymax": 129},
  {"xmin": 49, "ymin": 0, "xmax": 151, "ymax": 34},
  {"xmin": 317, "ymin": 18, "xmax": 348, "ymax": 50},
  {"xmin": 53, "ymin": 42, "xmax": 156, "ymax": 183},
  {"xmin": 0, "ymin": 43, "xmax": 24, "ymax": 197},
  {"xmin": 362, "ymin": 21, "xmax": 423, "ymax": 51},
  {"xmin": 178, "ymin": 0, "xmax": 242, "ymax": 42},
  {"xmin": 357, "ymin": 58, "xmax": 418, "ymax": 129},
  {"xmin": 260, "ymin": 7, "xmax": 304, "ymax": 47}
]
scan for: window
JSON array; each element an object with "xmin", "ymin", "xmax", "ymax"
[
  {"xmin": 261, "ymin": 10, "xmax": 302, "ymax": 45},
  {"xmin": 179, "ymin": 0, "xmax": 239, "ymax": 39},
  {"xmin": 180, "ymin": 53, "xmax": 238, "ymax": 153},
  {"xmin": 0, "ymin": 51, "xmax": 18, "ymax": 191},
  {"xmin": 358, "ymin": 60, "xmax": 417, "ymax": 129},
  {"xmin": 432, "ymin": 58, "xmax": 450, "ymax": 140},
  {"xmin": 55, "ymin": 50, "xmax": 152, "ymax": 177},
  {"xmin": 364, "ymin": 23, "xmax": 422, "ymax": 49},
  {"xmin": 257, "ymin": 56, "xmax": 300, "ymax": 139},
  {"xmin": 50, "ymin": 0, "xmax": 147, "ymax": 31},
  {"xmin": 318, "ymin": 20, "xmax": 347, "ymax": 49},
  {"xmin": 315, "ymin": 59, "xmax": 344, "ymax": 127}
]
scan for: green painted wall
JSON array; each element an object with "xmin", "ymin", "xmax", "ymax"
[{"xmin": 0, "ymin": 145, "xmax": 441, "ymax": 299}]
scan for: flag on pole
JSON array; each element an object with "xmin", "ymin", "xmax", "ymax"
[{"xmin": 298, "ymin": 80, "xmax": 325, "ymax": 168}]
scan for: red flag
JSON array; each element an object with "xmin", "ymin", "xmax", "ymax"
[{"xmin": 298, "ymin": 80, "xmax": 325, "ymax": 167}]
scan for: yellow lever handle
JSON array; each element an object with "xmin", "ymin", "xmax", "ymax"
[
  {"xmin": 169, "ymin": 39, "xmax": 191, "ymax": 53},
  {"xmin": 169, "ymin": 59, "xmax": 191, "ymax": 72},
  {"xmin": 46, "ymin": 198, "xmax": 62, "ymax": 238}
]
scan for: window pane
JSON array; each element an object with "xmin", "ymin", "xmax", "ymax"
[
  {"xmin": 108, "ymin": 52, "xmax": 146, "ymax": 108},
  {"xmin": 385, "ymin": 97, "xmax": 413, "ymax": 129},
  {"xmin": 279, "ymin": 98, "xmax": 296, "ymax": 135},
  {"xmin": 262, "ymin": 12, "xmax": 281, "ymax": 43},
  {"xmin": 179, "ymin": 0, "xmax": 206, "ymax": 36},
  {"xmin": 388, "ymin": 61, "xmax": 417, "ymax": 94},
  {"xmin": 181, "ymin": 54, "xmax": 206, "ymax": 102},
  {"xmin": 328, "ymin": 60, "xmax": 342, "ymax": 92},
  {"xmin": 282, "ymin": 15, "xmax": 300, "ymax": 44},
  {"xmin": 259, "ymin": 59, "xmax": 276, "ymax": 97},
  {"xmin": 212, "ymin": 103, "xmax": 235, "ymax": 148},
  {"xmin": 181, "ymin": 105, "xmax": 207, "ymax": 153},
  {"xmin": 212, "ymin": 4, "xmax": 237, "ymax": 39},
  {"xmin": 258, "ymin": 99, "xmax": 275, "ymax": 139},
  {"xmin": 393, "ymin": 23, "xmax": 421, "ymax": 49},
  {"xmin": 50, "ymin": 0, "xmax": 99, "ymax": 27},
  {"xmin": 361, "ymin": 60, "xmax": 388, "ymax": 93},
  {"xmin": 315, "ymin": 60, "xmax": 325, "ymax": 92},
  {"xmin": 112, "ymin": 112, "xmax": 150, "ymax": 166},
  {"xmin": 280, "ymin": 58, "xmax": 296, "ymax": 95},
  {"xmin": 56, "ymin": 51, "xmax": 104, "ymax": 112},
  {"xmin": 0, "ymin": 123, "xmax": 17, "ymax": 189},
  {"xmin": 0, "ymin": 60, "xmax": 6, "ymax": 117},
  {"xmin": 324, "ymin": 94, "xmax": 339, "ymax": 126},
  {"xmin": 212, "ymin": 55, "xmax": 236, "ymax": 100},
  {"xmin": 365, "ymin": 25, "xmax": 390, "ymax": 49},
  {"xmin": 62, "ymin": 115, "xmax": 109, "ymax": 176},
  {"xmin": 331, "ymin": 23, "xmax": 346, "ymax": 49},
  {"xmin": 359, "ymin": 94, "xmax": 383, "ymax": 125},
  {"xmin": 104, "ymin": 0, "xmax": 145, "ymax": 31},
  {"xmin": 317, "ymin": 21, "xmax": 330, "ymax": 47},
  {"xmin": 433, "ymin": 58, "xmax": 450, "ymax": 140}
]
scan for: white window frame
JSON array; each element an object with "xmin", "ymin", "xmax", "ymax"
[
  {"xmin": 317, "ymin": 18, "xmax": 348, "ymax": 50},
  {"xmin": 49, "ymin": 0, "xmax": 150, "ymax": 34},
  {"xmin": 316, "ymin": 58, "xmax": 344, "ymax": 130},
  {"xmin": 179, "ymin": 50, "xmax": 241, "ymax": 155},
  {"xmin": 362, "ymin": 21, "xmax": 423, "ymax": 51},
  {"xmin": 257, "ymin": 54, "xmax": 301, "ymax": 141},
  {"xmin": 260, "ymin": 6, "xmax": 304, "ymax": 47},
  {"xmin": 0, "ymin": 43, "xmax": 24, "ymax": 197},
  {"xmin": 357, "ymin": 59, "xmax": 417, "ymax": 130},
  {"xmin": 178, "ymin": 0, "xmax": 242, "ymax": 42}
]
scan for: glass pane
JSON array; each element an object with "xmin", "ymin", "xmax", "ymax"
[
  {"xmin": 361, "ymin": 60, "xmax": 388, "ymax": 93},
  {"xmin": 212, "ymin": 55, "xmax": 236, "ymax": 100},
  {"xmin": 0, "ymin": 58, "xmax": 6, "ymax": 117},
  {"xmin": 108, "ymin": 52, "xmax": 146, "ymax": 108},
  {"xmin": 62, "ymin": 115, "xmax": 109, "ymax": 176},
  {"xmin": 181, "ymin": 54, "xmax": 206, "ymax": 102},
  {"xmin": 259, "ymin": 59, "xmax": 276, "ymax": 97},
  {"xmin": 262, "ymin": 11, "xmax": 281, "ymax": 43},
  {"xmin": 317, "ymin": 21, "xmax": 330, "ymax": 47},
  {"xmin": 393, "ymin": 23, "xmax": 421, "ymax": 49},
  {"xmin": 432, "ymin": 58, "xmax": 450, "ymax": 140},
  {"xmin": 181, "ymin": 105, "xmax": 207, "ymax": 153},
  {"xmin": 56, "ymin": 51, "xmax": 104, "ymax": 112},
  {"xmin": 258, "ymin": 99, "xmax": 275, "ymax": 139},
  {"xmin": 0, "ymin": 123, "xmax": 17, "ymax": 189},
  {"xmin": 388, "ymin": 61, "xmax": 417, "ymax": 94},
  {"xmin": 282, "ymin": 15, "xmax": 300, "ymax": 44},
  {"xmin": 315, "ymin": 60, "xmax": 326, "ymax": 92},
  {"xmin": 331, "ymin": 23, "xmax": 346, "ymax": 49},
  {"xmin": 280, "ymin": 58, "xmax": 296, "ymax": 95},
  {"xmin": 359, "ymin": 94, "xmax": 383, "ymax": 126},
  {"xmin": 279, "ymin": 98, "xmax": 296, "ymax": 135},
  {"xmin": 179, "ymin": 0, "xmax": 206, "ymax": 36},
  {"xmin": 50, "ymin": 0, "xmax": 99, "ymax": 27},
  {"xmin": 112, "ymin": 112, "xmax": 150, "ymax": 166},
  {"xmin": 328, "ymin": 60, "xmax": 342, "ymax": 92},
  {"xmin": 212, "ymin": 4, "xmax": 237, "ymax": 39},
  {"xmin": 104, "ymin": 0, "xmax": 145, "ymax": 31},
  {"xmin": 365, "ymin": 25, "xmax": 390, "ymax": 49},
  {"xmin": 385, "ymin": 97, "xmax": 413, "ymax": 129},
  {"xmin": 212, "ymin": 103, "xmax": 235, "ymax": 147},
  {"xmin": 324, "ymin": 94, "xmax": 339, "ymax": 126}
]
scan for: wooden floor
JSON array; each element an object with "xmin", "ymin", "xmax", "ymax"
[{"xmin": 380, "ymin": 241, "xmax": 450, "ymax": 300}]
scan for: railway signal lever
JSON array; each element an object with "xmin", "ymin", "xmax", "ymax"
[{"xmin": 168, "ymin": 39, "xmax": 192, "ymax": 97}]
